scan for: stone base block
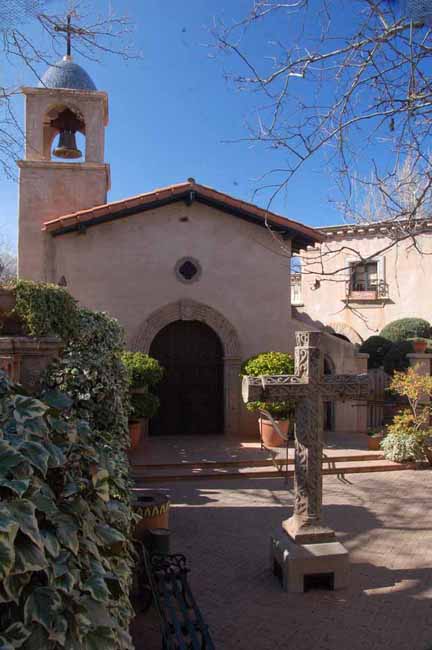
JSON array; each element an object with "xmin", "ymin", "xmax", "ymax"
[{"xmin": 271, "ymin": 531, "xmax": 350, "ymax": 593}]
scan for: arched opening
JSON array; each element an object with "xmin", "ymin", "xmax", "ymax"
[
  {"xmin": 323, "ymin": 354, "xmax": 335, "ymax": 431},
  {"xmin": 149, "ymin": 320, "xmax": 224, "ymax": 436},
  {"xmin": 43, "ymin": 104, "xmax": 86, "ymax": 162}
]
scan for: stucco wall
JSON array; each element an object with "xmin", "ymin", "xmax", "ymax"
[
  {"xmin": 47, "ymin": 201, "xmax": 295, "ymax": 437},
  {"xmin": 18, "ymin": 161, "xmax": 109, "ymax": 281},
  {"xmin": 297, "ymin": 231, "xmax": 432, "ymax": 343}
]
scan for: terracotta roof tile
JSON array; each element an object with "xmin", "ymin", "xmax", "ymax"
[{"xmin": 43, "ymin": 180, "xmax": 323, "ymax": 250}]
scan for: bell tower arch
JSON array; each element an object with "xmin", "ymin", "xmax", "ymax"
[{"xmin": 18, "ymin": 52, "xmax": 110, "ymax": 281}]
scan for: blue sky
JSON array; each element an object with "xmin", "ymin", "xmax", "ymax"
[{"xmin": 0, "ymin": 0, "xmax": 373, "ymax": 248}]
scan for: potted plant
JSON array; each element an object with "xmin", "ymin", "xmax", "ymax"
[
  {"xmin": 120, "ymin": 352, "xmax": 164, "ymax": 449},
  {"xmin": 412, "ymin": 337, "xmax": 428, "ymax": 354},
  {"xmin": 380, "ymin": 368, "xmax": 432, "ymax": 462},
  {"xmin": 241, "ymin": 351, "xmax": 295, "ymax": 448},
  {"xmin": 367, "ymin": 428, "xmax": 386, "ymax": 450}
]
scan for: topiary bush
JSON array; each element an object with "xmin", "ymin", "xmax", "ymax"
[
  {"xmin": 380, "ymin": 431, "xmax": 427, "ymax": 462},
  {"xmin": 0, "ymin": 373, "xmax": 135, "ymax": 650},
  {"xmin": 383, "ymin": 340, "xmax": 413, "ymax": 375},
  {"xmin": 359, "ymin": 335, "xmax": 393, "ymax": 369},
  {"xmin": 120, "ymin": 352, "xmax": 164, "ymax": 422},
  {"xmin": 380, "ymin": 318, "xmax": 431, "ymax": 343},
  {"xmin": 241, "ymin": 352, "xmax": 295, "ymax": 419},
  {"xmin": 120, "ymin": 352, "xmax": 163, "ymax": 389}
]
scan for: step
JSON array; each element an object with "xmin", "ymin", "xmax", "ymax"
[
  {"xmin": 132, "ymin": 459, "xmax": 418, "ymax": 484},
  {"xmin": 131, "ymin": 452, "xmax": 384, "ymax": 472}
]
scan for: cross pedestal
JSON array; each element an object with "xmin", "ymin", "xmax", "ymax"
[{"xmin": 242, "ymin": 331, "xmax": 369, "ymax": 593}]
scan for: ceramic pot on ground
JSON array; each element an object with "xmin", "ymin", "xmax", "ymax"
[
  {"xmin": 368, "ymin": 434, "xmax": 384, "ymax": 451},
  {"xmin": 413, "ymin": 339, "xmax": 428, "ymax": 353},
  {"xmin": 258, "ymin": 417, "xmax": 289, "ymax": 448},
  {"xmin": 129, "ymin": 420, "xmax": 142, "ymax": 449},
  {"xmin": 133, "ymin": 492, "xmax": 171, "ymax": 542}
]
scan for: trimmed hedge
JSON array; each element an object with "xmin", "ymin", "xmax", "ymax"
[
  {"xmin": 359, "ymin": 335, "xmax": 393, "ymax": 369},
  {"xmin": 383, "ymin": 340, "xmax": 413, "ymax": 375},
  {"xmin": 380, "ymin": 318, "xmax": 431, "ymax": 343}
]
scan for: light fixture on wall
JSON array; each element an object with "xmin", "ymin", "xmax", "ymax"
[
  {"xmin": 311, "ymin": 279, "xmax": 321, "ymax": 291},
  {"xmin": 58, "ymin": 276, "xmax": 67, "ymax": 287}
]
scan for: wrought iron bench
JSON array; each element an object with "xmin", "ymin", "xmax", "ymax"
[{"xmin": 140, "ymin": 548, "xmax": 215, "ymax": 650}]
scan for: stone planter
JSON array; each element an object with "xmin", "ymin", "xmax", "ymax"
[
  {"xmin": 368, "ymin": 434, "xmax": 384, "ymax": 451},
  {"xmin": 133, "ymin": 492, "xmax": 171, "ymax": 542},
  {"xmin": 258, "ymin": 417, "xmax": 289, "ymax": 448}
]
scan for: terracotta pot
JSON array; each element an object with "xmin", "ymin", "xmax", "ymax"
[
  {"xmin": 129, "ymin": 420, "xmax": 142, "ymax": 449},
  {"xmin": 413, "ymin": 339, "xmax": 428, "ymax": 353},
  {"xmin": 133, "ymin": 492, "xmax": 171, "ymax": 541},
  {"xmin": 368, "ymin": 435, "xmax": 384, "ymax": 451},
  {"xmin": 258, "ymin": 417, "xmax": 289, "ymax": 448}
]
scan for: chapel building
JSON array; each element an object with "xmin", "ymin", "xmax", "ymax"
[{"xmin": 17, "ymin": 55, "xmax": 368, "ymax": 438}]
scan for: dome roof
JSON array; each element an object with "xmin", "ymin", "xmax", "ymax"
[{"xmin": 39, "ymin": 56, "xmax": 96, "ymax": 91}]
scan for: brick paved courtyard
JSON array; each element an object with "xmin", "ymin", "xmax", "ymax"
[{"xmin": 132, "ymin": 470, "xmax": 432, "ymax": 650}]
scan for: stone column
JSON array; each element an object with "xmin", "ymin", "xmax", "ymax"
[{"xmin": 223, "ymin": 356, "xmax": 242, "ymax": 436}]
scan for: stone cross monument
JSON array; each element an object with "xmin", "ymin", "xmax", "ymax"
[{"xmin": 242, "ymin": 330, "xmax": 369, "ymax": 592}]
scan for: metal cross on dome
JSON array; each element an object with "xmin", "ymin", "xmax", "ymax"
[
  {"xmin": 242, "ymin": 330, "xmax": 369, "ymax": 544},
  {"xmin": 54, "ymin": 12, "xmax": 85, "ymax": 57}
]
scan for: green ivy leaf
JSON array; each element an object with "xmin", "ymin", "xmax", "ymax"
[
  {"xmin": 80, "ymin": 596, "xmax": 113, "ymax": 628},
  {"xmin": 0, "ymin": 526, "xmax": 18, "ymax": 581},
  {"xmin": 40, "ymin": 529, "xmax": 60, "ymax": 559},
  {"xmin": 53, "ymin": 514, "xmax": 79, "ymax": 555},
  {"xmin": 3, "ymin": 572, "xmax": 31, "ymax": 605},
  {"xmin": 91, "ymin": 469, "xmax": 110, "ymax": 502},
  {"xmin": 33, "ymin": 493, "xmax": 58, "ymax": 519},
  {"xmin": 84, "ymin": 628, "xmax": 117, "ymax": 650},
  {"xmin": 94, "ymin": 524, "xmax": 125, "ymax": 547},
  {"xmin": 82, "ymin": 575, "xmax": 110, "ymax": 603},
  {"xmin": 2, "ymin": 622, "xmax": 31, "ymax": 648},
  {"xmin": 18, "ymin": 442, "xmax": 50, "ymax": 476},
  {"xmin": 45, "ymin": 441, "xmax": 66, "ymax": 468},
  {"xmin": 41, "ymin": 390, "xmax": 73, "ymax": 412},
  {"xmin": 0, "ymin": 478, "xmax": 30, "ymax": 497},
  {"xmin": 14, "ymin": 537, "xmax": 48, "ymax": 574},
  {"xmin": 20, "ymin": 625, "xmax": 48, "ymax": 650},
  {"xmin": 0, "ymin": 441, "xmax": 24, "ymax": 476},
  {"xmin": 8, "ymin": 500, "xmax": 43, "ymax": 549},
  {"xmin": 24, "ymin": 587, "xmax": 65, "ymax": 642},
  {"xmin": 12, "ymin": 395, "xmax": 48, "ymax": 423}
]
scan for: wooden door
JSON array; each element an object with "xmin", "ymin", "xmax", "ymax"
[{"xmin": 149, "ymin": 320, "xmax": 224, "ymax": 436}]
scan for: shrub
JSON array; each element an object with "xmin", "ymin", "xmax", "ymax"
[
  {"xmin": 0, "ymin": 373, "xmax": 135, "ymax": 650},
  {"xmin": 383, "ymin": 340, "xmax": 413, "ymax": 375},
  {"xmin": 359, "ymin": 335, "xmax": 393, "ymax": 369},
  {"xmin": 380, "ymin": 318, "xmax": 431, "ymax": 343},
  {"xmin": 13, "ymin": 279, "xmax": 80, "ymax": 340},
  {"xmin": 380, "ymin": 431, "xmax": 427, "ymax": 462},
  {"xmin": 130, "ymin": 392, "xmax": 160, "ymax": 420},
  {"xmin": 120, "ymin": 352, "xmax": 163, "ymax": 389},
  {"xmin": 241, "ymin": 352, "xmax": 295, "ymax": 419}
]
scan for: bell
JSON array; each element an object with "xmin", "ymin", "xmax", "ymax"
[{"xmin": 53, "ymin": 129, "xmax": 82, "ymax": 159}]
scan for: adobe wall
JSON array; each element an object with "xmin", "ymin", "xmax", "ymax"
[
  {"xmin": 297, "ymin": 231, "xmax": 432, "ymax": 342},
  {"xmin": 46, "ymin": 201, "xmax": 294, "ymax": 438}
]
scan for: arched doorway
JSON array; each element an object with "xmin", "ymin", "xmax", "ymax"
[{"xmin": 149, "ymin": 320, "xmax": 224, "ymax": 436}]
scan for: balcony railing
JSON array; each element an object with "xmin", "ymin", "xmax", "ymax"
[{"xmin": 345, "ymin": 279, "xmax": 389, "ymax": 301}]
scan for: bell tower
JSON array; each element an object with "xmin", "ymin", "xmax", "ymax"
[{"xmin": 18, "ymin": 22, "xmax": 110, "ymax": 280}]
